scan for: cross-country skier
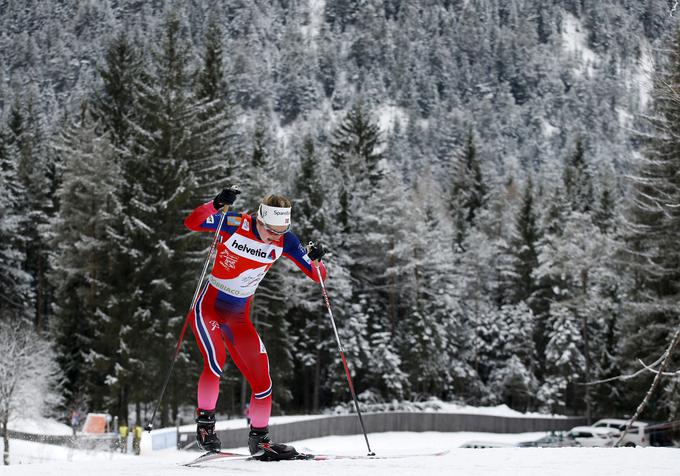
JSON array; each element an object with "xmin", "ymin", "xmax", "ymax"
[{"xmin": 184, "ymin": 186, "xmax": 327, "ymax": 461}]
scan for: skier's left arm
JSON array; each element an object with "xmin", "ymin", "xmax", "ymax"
[{"xmin": 283, "ymin": 233, "xmax": 327, "ymax": 282}]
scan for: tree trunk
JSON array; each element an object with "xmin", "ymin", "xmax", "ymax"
[
  {"xmin": 581, "ymin": 270, "xmax": 592, "ymax": 424},
  {"xmin": 2, "ymin": 419, "xmax": 9, "ymax": 465},
  {"xmin": 313, "ymin": 313, "xmax": 321, "ymax": 413}
]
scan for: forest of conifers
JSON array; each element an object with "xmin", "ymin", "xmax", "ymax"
[{"xmin": 1, "ymin": 1, "xmax": 680, "ymax": 427}]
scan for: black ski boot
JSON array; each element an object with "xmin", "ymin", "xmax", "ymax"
[
  {"xmin": 196, "ymin": 409, "xmax": 221, "ymax": 452},
  {"xmin": 248, "ymin": 426, "xmax": 299, "ymax": 461}
]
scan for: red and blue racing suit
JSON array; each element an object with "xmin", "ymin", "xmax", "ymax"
[{"xmin": 184, "ymin": 202, "xmax": 327, "ymax": 428}]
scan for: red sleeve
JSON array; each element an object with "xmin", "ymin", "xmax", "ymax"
[{"xmin": 184, "ymin": 201, "xmax": 218, "ymax": 232}]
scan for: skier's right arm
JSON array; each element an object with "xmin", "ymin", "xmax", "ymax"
[
  {"xmin": 184, "ymin": 202, "xmax": 243, "ymax": 233},
  {"xmin": 184, "ymin": 186, "xmax": 242, "ymax": 233}
]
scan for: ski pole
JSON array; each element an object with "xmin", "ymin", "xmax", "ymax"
[
  {"xmin": 145, "ymin": 205, "xmax": 229, "ymax": 432},
  {"xmin": 313, "ymin": 261, "xmax": 375, "ymax": 456}
]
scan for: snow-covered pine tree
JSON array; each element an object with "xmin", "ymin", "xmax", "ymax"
[
  {"xmin": 91, "ymin": 31, "xmax": 145, "ymax": 148},
  {"xmin": 274, "ymin": 20, "xmax": 319, "ymax": 126},
  {"xmin": 193, "ymin": 18, "xmax": 239, "ymax": 197},
  {"xmin": 354, "ymin": 162, "xmax": 411, "ymax": 401},
  {"xmin": 563, "ymin": 138, "xmax": 595, "ymax": 213},
  {"xmin": 287, "ymin": 135, "xmax": 336, "ymax": 412},
  {"xmin": 0, "ymin": 122, "xmax": 32, "ymax": 322},
  {"xmin": 449, "ymin": 128, "xmax": 487, "ymax": 250},
  {"xmin": 10, "ymin": 95, "xmax": 57, "ymax": 332},
  {"xmin": 618, "ymin": 27, "xmax": 680, "ymax": 418},
  {"xmin": 327, "ymin": 101, "xmax": 410, "ymax": 402},
  {"xmin": 538, "ymin": 304, "xmax": 586, "ymax": 414},
  {"xmin": 486, "ymin": 302, "xmax": 538, "ymax": 411},
  {"xmin": 122, "ymin": 8, "xmax": 208, "ymax": 425},
  {"xmin": 398, "ymin": 168, "xmax": 471, "ymax": 400},
  {"xmin": 50, "ymin": 105, "xmax": 122, "ymax": 414},
  {"xmin": 507, "ymin": 176, "xmax": 541, "ymax": 307},
  {"xmin": 536, "ymin": 137, "xmax": 619, "ymax": 416},
  {"xmin": 330, "ymin": 100, "xmax": 384, "ymax": 231}
]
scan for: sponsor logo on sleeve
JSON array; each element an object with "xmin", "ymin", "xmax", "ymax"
[
  {"xmin": 242, "ymin": 218, "xmax": 250, "ymax": 231},
  {"xmin": 206, "ymin": 215, "xmax": 215, "ymax": 224},
  {"xmin": 227, "ymin": 216, "xmax": 242, "ymax": 227}
]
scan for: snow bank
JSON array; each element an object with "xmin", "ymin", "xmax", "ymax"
[
  {"xmin": 7, "ymin": 416, "xmax": 72, "ymax": 436},
  {"xmin": 427, "ymin": 402, "xmax": 566, "ymax": 419}
]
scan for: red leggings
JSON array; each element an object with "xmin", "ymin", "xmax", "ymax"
[{"xmin": 189, "ymin": 284, "xmax": 272, "ymax": 428}]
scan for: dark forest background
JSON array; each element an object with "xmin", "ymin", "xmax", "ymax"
[{"xmin": 2, "ymin": 0, "xmax": 680, "ymax": 428}]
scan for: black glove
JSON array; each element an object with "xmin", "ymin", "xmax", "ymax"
[
  {"xmin": 307, "ymin": 241, "xmax": 326, "ymax": 261},
  {"xmin": 213, "ymin": 185, "xmax": 241, "ymax": 210}
]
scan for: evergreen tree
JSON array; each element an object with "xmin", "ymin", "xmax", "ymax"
[
  {"xmin": 193, "ymin": 18, "xmax": 239, "ymax": 197},
  {"xmin": 329, "ymin": 101, "xmax": 383, "ymax": 233},
  {"xmin": 538, "ymin": 304, "xmax": 586, "ymax": 414},
  {"xmin": 507, "ymin": 176, "xmax": 540, "ymax": 306},
  {"xmin": 0, "ymin": 124, "xmax": 32, "ymax": 322},
  {"xmin": 11, "ymin": 97, "xmax": 57, "ymax": 331},
  {"xmin": 399, "ymin": 170, "xmax": 471, "ymax": 400},
  {"xmin": 486, "ymin": 303, "xmax": 538, "ymax": 411},
  {"xmin": 449, "ymin": 128, "xmax": 487, "ymax": 249},
  {"xmin": 123, "ymin": 9, "xmax": 208, "ymax": 425},
  {"xmin": 287, "ymin": 135, "xmax": 333, "ymax": 412},
  {"xmin": 563, "ymin": 138, "xmax": 594, "ymax": 213},
  {"xmin": 618, "ymin": 27, "xmax": 680, "ymax": 418},
  {"xmin": 92, "ymin": 31, "xmax": 144, "ymax": 147},
  {"xmin": 51, "ymin": 106, "xmax": 122, "ymax": 412}
]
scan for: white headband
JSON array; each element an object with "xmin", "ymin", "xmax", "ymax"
[{"xmin": 258, "ymin": 203, "xmax": 291, "ymax": 227}]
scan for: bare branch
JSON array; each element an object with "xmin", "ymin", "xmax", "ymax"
[
  {"xmin": 637, "ymin": 358, "xmax": 680, "ymax": 377},
  {"xmin": 579, "ymin": 353, "xmax": 666, "ymax": 386},
  {"xmin": 614, "ymin": 325, "xmax": 680, "ymax": 447}
]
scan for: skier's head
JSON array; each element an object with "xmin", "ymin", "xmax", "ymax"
[{"xmin": 257, "ymin": 194, "xmax": 291, "ymax": 242}]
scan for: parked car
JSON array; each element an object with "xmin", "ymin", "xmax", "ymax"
[
  {"xmin": 565, "ymin": 426, "xmax": 620, "ymax": 447},
  {"xmin": 592, "ymin": 419, "xmax": 649, "ymax": 447},
  {"xmin": 516, "ymin": 431, "xmax": 582, "ymax": 448},
  {"xmin": 460, "ymin": 441, "xmax": 515, "ymax": 448},
  {"xmin": 645, "ymin": 420, "xmax": 680, "ymax": 447}
]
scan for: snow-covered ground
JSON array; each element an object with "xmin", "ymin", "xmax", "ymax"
[{"xmin": 3, "ymin": 431, "xmax": 680, "ymax": 475}]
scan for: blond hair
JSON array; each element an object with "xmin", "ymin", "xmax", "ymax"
[{"xmin": 261, "ymin": 194, "xmax": 291, "ymax": 208}]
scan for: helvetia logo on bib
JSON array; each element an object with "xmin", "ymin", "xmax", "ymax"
[
  {"xmin": 231, "ymin": 240, "xmax": 267, "ymax": 258},
  {"xmin": 231, "ymin": 240, "xmax": 275, "ymax": 260}
]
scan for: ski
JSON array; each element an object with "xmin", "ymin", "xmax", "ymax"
[
  {"xmin": 185, "ymin": 449, "xmax": 449, "ymax": 466},
  {"xmin": 184, "ymin": 450, "xmax": 255, "ymax": 466}
]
